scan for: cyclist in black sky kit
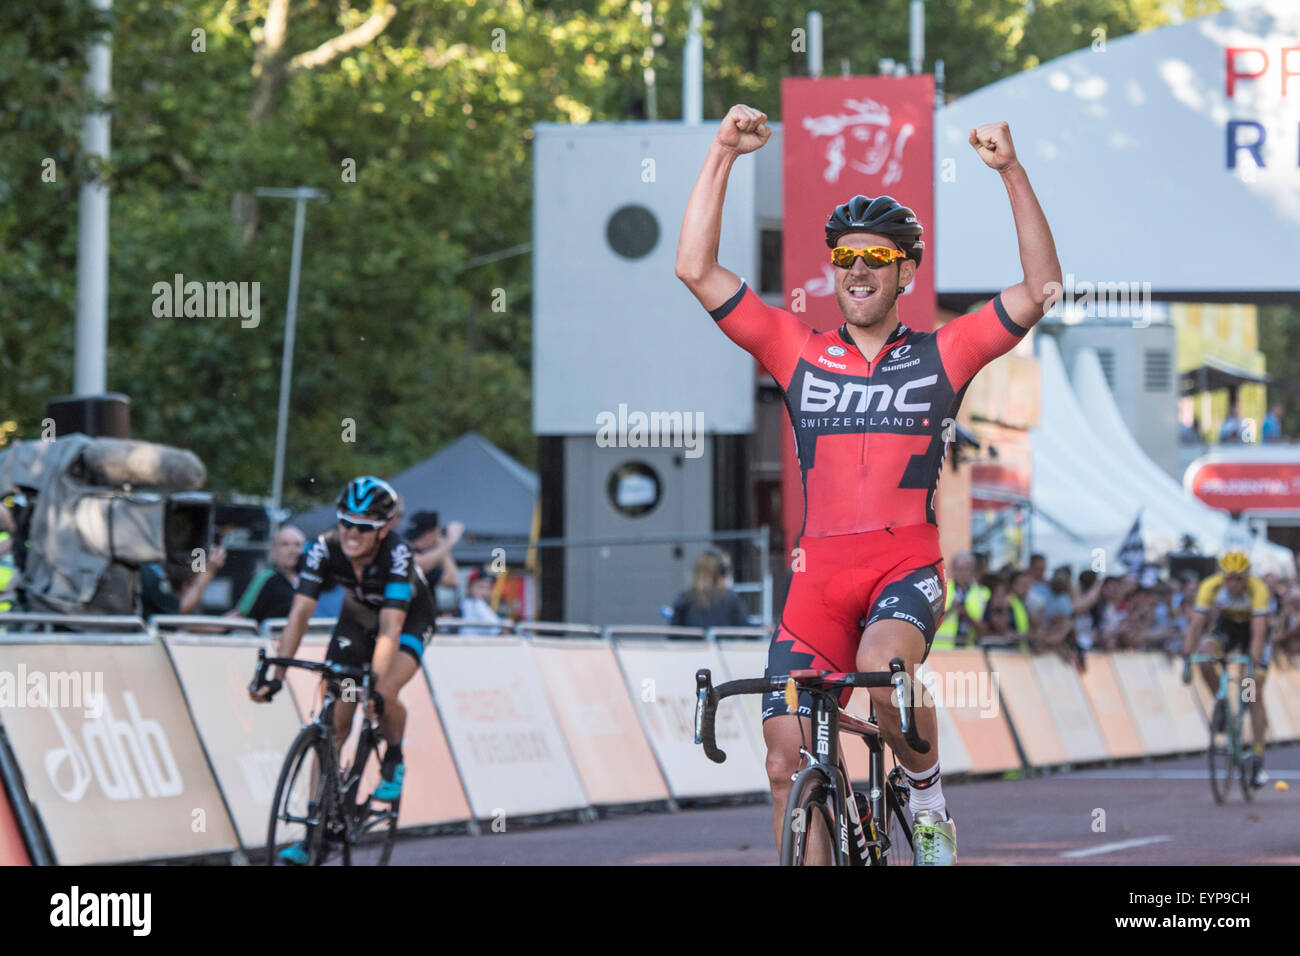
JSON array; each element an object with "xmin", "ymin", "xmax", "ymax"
[
  {"xmin": 250, "ymin": 476, "xmax": 435, "ymax": 864},
  {"xmin": 676, "ymin": 104, "xmax": 1062, "ymax": 865}
]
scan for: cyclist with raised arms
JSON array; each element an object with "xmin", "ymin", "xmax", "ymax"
[
  {"xmin": 1182, "ymin": 550, "xmax": 1273, "ymax": 786},
  {"xmin": 676, "ymin": 104, "xmax": 1061, "ymax": 865},
  {"xmin": 250, "ymin": 476, "xmax": 436, "ymax": 864}
]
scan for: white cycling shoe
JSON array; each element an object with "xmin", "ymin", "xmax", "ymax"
[{"xmin": 912, "ymin": 810, "xmax": 958, "ymax": 866}]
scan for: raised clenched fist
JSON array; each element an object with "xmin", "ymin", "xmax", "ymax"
[
  {"xmin": 968, "ymin": 121, "xmax": 1019, "ymax": 172},
  {"xmin": 716, "ymin": 104, "xmax": 772, "ymax": 155}
]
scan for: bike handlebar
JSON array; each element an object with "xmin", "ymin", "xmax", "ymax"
[
  {"xmin": 694, "ymin": 658, "xmax": 930, "ymax": 764},
  {"xmin": 251, "ymin": 647, "xmax": 373, "ymax": 694},
  {"xmin": 1182, "ymin": 651, "xmax": 1254, "ymax": 684}
]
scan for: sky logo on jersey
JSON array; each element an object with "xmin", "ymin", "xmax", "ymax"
[
  {"xmin": 800, "ymin": 370, "xmax": 938, "ymax": 414},
  {"xmin": 390, "ymin": 542, "xmax": 411, "ymax": 576}
]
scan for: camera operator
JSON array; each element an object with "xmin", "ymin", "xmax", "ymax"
[{"xmin": 140, "ymin": 543, "xmax": 227, "ymax": 618}]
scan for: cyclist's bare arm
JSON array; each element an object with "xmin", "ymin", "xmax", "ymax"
[
  {"xmin": 371, "ymin": 608, "xmax": 406, "ymax": 672},
  {"xmin": 675, "ymin": 104, "xmax": 771, "ymax": 309},
  {"xmin": 273, "ymin": 593, "xmax": 318, "ymax": 676},
  {"xmin": 1250, "ymin": 615, "xmax": 1267, "ymax": 665},
  {"xmin": 968, "ymin": 122, "xmax": 1062, "ymax": 330},
  {"xmin": 249, "ymin": 592, "xmax": 317, "ymax": 701},
  {"xmin": 1182, "ymin": 609, "xmax": 1208, "ymax": 655}
]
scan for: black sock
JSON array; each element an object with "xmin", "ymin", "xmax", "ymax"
[{"xmin": 384, "ymin": 743, "xmax": 403, "ymax": 767}]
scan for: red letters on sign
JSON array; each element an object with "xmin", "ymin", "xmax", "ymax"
[
  {"xmin": 1225, "ymin": 46, "xmax": 1300, "ymax": 98},
  {"xmin": 1226, "ymin": 47, "xmax": 1268, "ymax": 98},
  {"xmin": 1285, "ymin": 46, "xmax": 1300, "ymax": 98}
]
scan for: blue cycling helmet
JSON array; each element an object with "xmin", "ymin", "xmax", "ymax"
[{"xmin": 336, "ymin": 476, "xmax": 399, "ymax": 523}]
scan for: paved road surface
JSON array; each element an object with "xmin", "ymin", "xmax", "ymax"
[{"xmin": 384, "ymin": 744, "xmax": 1300, "ymax": 865}]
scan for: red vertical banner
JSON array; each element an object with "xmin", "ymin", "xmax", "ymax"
[{"xmin": 779, "ymin": 76, "xmax": 936, "ymax": 552}]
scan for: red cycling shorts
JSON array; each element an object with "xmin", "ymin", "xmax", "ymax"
[{"xmin": 761, "ymin": 524, "xmax": 946, "ymax": 721}]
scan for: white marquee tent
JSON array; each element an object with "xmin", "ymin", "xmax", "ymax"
[{"xmin": 1030, "ymin": 336, "xmax": 1294, "ymax": 575}]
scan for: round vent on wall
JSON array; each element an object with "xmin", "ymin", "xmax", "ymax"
[{"xmin": 605, "ymin": 204, "xmax": 659, "ymax": 260}]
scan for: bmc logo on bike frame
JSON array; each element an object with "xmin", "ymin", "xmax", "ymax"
[
  {"xmin": 815, "ymin": 708, "xmax": 830, "ymax": 757},
  {"xmin": 799, "ymin": 371, "xmax": 938, "ymax": 415}
]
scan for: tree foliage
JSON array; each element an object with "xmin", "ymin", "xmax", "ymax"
[{"xmin": 1, "ymin": 0, "xmax": 1228, "ymax": 508}]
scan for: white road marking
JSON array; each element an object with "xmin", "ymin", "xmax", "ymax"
[
  {"xmin": 1060, "ymin": 835, "xmax": 1174, "ymax": 859},
  {"xmin": 1073, "ymin": 769, "xmax": 1300, "ymax": 780}
]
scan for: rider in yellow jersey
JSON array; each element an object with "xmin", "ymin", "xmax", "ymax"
[{"xmin": 1181, "ymin": 551, "xmax": 1272, "ymax": 786}]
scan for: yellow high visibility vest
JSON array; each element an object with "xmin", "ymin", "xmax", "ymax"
[
  {"xmin": 934, "ymin": 580, "xmax": 988, "ymax": 648},
  {"xmin": 1009, "ymin": 594, "xmax": 1029, "ymax": 635},
  {"xmin": 0, "ymin": 532, "xmax": 13, "ymax": 613}
]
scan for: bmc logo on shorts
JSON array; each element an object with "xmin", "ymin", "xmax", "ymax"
[{"xmin": 914, "ymin": 573, "xmax": 942, "ymax": 604}]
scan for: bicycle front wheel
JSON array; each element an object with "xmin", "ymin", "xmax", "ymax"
[
  {"xmin": 1207, "ymin": 698, "xmax": 1232, "ymax": 805},
  {"xmin": 267, "ymin": 725, "xmax": 331, "ymax": 865},
  {"xmin": 780, "ymin": 768, "xmax": 840, "ymax": 866},
  {"xmin": 337, "ymin": 727, "xmax": 399, "ymax": 866},
  {"xmin": 883, "ymin": 784, "xmax": 914, "ymax": 866}
]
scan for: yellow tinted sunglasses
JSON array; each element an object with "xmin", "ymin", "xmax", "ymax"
[{"xmin": 831, "ymin": 245, "xmax": 910, "ymax": 269}]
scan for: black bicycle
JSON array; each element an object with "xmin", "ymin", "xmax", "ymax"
[
  {"xmin": 1185, "ymin": 652, "xmax": 1259, "ymax": 804},
  {"xmin": 695, "ymin": 659, "xmax": 926, "ymax": 866},
  {"xmin": 253, "ymin": 649, "xmax": 399, "ymax": 866}
]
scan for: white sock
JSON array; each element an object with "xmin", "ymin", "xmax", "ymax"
[{"xmin": 905, "ymin": 759, "xmax": 948, "ymax": 821}]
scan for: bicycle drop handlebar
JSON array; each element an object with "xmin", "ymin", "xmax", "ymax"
[
  {"xmin": 251, "ymin": 647, "xmax": 373, "ymax": 693},
  {"xmin": 1182, "ymin": 651, "xmax": 1254, "ymax": 684},
  {"xmin": 694, "ymin": 657, "xmax": 930, "ymax": 763}
]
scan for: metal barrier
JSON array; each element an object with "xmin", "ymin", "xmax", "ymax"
[
  {"xmin": 0, "ymin": 612, "xmax": 149, "ymax": 635},
  {"xmin": 260, "ymin": 617, "xmax": 340, "ymax": 639},
  {"xmin": 704, "ymin": 626, "xmax": 769, "ymax": 643},
  {"xmin": 602, "ymin": 625, "xmax": 708, "ymax": 641},
  {"xmin": 514, "ymin": 621, "xmax": 604, "ymax": 639},
  {"xmin": 150, "ymin": 615, "xmax": 262, "ymax": 635},
  {"xmin": 434, "ymin": 616, "xmax": 516, "ymax": 636}
]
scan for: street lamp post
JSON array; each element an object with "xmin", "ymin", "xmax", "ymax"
[{"xmin": 252, "ymin": 186, "xmax": 326, "ymax": 524}]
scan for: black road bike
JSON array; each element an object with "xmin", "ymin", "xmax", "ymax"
[
  {"xmin": 1185, "ymin": 652, "xmax": 1261, "ymax": 804},
  {"xmin": 254, "ymin": 649, "xmax": 399, "ymax": 866},
  {"xmin": 695, "ymin": 659, "xmax": 927, "ymax": 866}
]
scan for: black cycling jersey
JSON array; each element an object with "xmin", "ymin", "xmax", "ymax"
[
  {"xmin": 297, "ymin": 529, "xmax": 436, "ymax": 663},
  {"xmin": 297, "ymin": 529, "xmax": 419, "ymax": 611}
]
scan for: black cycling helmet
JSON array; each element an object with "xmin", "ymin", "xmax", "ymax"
[
  {"xmin": 825, "ymin": 195, "xmax": 924, "ymax": 267},
  {"xmin": 336, "ymin": 476, "xmax": 399, "ymax": 523}
]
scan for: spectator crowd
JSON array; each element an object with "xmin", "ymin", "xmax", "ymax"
[
  {"xmin": 120, "ymin": 504, "xmax": 514, "ymax": 637},
  {"xmin": 937, "ymin": 550, "xmax": 1300, "ymax": 670}
]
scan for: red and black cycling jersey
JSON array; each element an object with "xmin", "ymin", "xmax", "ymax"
[{"xmin": 709, "ymin": 280, "xmax": 1026, "ymax": 538}]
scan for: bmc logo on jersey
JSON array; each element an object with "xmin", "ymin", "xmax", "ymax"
[
  {"xmin": 800, "ymin": 371, "xmax": 938, "ymax": 414},
  {"xmin": 914, "ymin": 573, "xmax": 942, "ymax": 605}
]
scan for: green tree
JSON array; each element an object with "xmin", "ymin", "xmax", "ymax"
[{"xmin": 0, "ymin": 0, "xmax": 1233, "ymax": 505}]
